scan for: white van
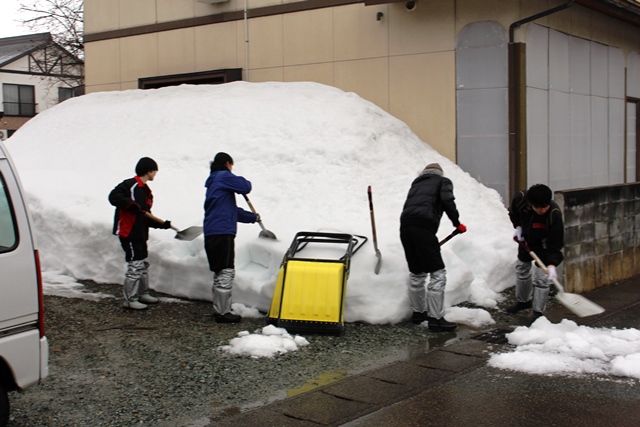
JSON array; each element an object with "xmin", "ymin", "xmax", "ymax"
[{"xmin": 0, "ymin": 140, "xmax": 48, "ymax": 426}]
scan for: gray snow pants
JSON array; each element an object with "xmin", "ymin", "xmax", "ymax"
[
  {"xmin": 123, "ymin": 259, "xmax": 150, "ymax": 302},
  {"xmin": 515, "ymin": 259, "xmax": 551, "ymax": 313},
  {"xmin": 409, "ymin": 269, "xmax": 447, "ymax": 319},
  {"xmin": 212, "ymin": 268, "xmax": 235, "ymax": 315}
]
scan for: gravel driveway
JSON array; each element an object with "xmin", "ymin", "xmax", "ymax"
[{"xmin": 7, "ymin": 280, "xmax": 518, "ymax": 426}]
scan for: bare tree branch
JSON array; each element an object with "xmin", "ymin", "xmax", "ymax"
[{"xmin": 18, "ymin": 0, "xmax": 84, "ymax": 60}]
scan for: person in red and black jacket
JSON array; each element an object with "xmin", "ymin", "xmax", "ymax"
[
  {"xmin": 109, "ymin": 157, "xmax": 171, "ymax": 310},
  {"xmin": 505, "ymin": 183, "xmax": 564, "ymax": 324}
]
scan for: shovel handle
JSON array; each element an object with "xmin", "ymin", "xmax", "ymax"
[
  {"xmin": 367, "ymin": 186, "xmax": 380, "ymax": 251},
  {"xmin": 514, "ymin": 238, "xmax": 565, "ymax": 293},
  {"xmin": 515, "ymin": 238, "xmax": 548, "ymax": 272},
  {"xmin": 439, "ymin": 229, "xmax": 460, "ymax": 246},
  {"xmin": 242, "ymin": 194, "xmax": 268, "ymax": 231},
  {"xmin": 145, "ymin": 212, "xmax": 179, "ymax": 232}
]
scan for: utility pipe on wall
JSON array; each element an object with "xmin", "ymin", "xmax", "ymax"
[{"xmin": 244, "ymin": 0, "xmax": 249, "ymax": 81}]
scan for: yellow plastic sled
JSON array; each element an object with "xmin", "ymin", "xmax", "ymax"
[{"xmin": 267, "ymin": 232, "xmax": 365, "ymax": 335}]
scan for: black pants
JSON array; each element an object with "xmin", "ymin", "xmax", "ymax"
[
  {"xmin": 400, "ymin": 224, "xmax": 444, "ymax": 274},
  {"xmin": 204, "ymin": 234, "xmax": 235, "ymax": 274},
  {"xmin": 119, "ymin": 238, "xmax": 148, "ymax": 262}
]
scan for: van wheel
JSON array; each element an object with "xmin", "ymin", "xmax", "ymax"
[{"xmin": 0, "ymin": 384, "xmax": 8, "ymax": 427}]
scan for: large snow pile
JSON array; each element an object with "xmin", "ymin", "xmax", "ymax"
[{"xmin": 6, "ymin": 81, "xmax": 514, "ymax": 323}]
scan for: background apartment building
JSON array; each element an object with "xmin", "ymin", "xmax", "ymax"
[
  {"xmin": 0, "ymin": 33, "xmax": 84, "ymax": 139},
  {"xmin": 82, "ymin": 0, "xmax": 640, "ymax": 202}
]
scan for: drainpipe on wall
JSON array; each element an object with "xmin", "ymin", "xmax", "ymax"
[
  {"xmin": 508, "ymin": 1, "xmax": 574, "ymax": 196},
  {"xmin": 244, "ymin": 0, "xmax": 249, "ymax": 81}
]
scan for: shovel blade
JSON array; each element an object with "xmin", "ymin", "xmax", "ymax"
[
  {"xmin": 374, "ymin": 250, "xmax": 382, "ymax": 274},
  {"xmin": 259, "ymin": 229, "xmax": 277, "ymax": 240},
  {"xmin": 175, "ymin": 226, "xmax": 203, "ymax": 241},
  {"xmin": 555, "ymin": 292, "xmax": 605, "ymax": 318}
]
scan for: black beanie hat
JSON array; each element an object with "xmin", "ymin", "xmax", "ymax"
[
  {"xmin": 526, "ymin": 184, "xmax": 552, "ymax": 208},
  {"xmin": 210, "ymin": 152, "xmax": 233, "ymax": 172},
  {"xmin": 135, "ymin": 157, "xmax": 158, "ymax": 176}
]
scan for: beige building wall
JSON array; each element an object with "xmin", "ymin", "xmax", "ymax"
[{"xmin": 83, "ymin": 0, "xmax": 640, "ymax": 162}]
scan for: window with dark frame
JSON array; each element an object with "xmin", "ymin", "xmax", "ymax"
[
  {"xmin": 2, "ymin": 84, "xmax": 36, "ymax": 117},
  {"xmin": 58, "ymin": 87, "xmax": 74, "ymax": 103},
  {"xmin": 138, "ymin": 69, "xmax": 242, "ymax": 90}
]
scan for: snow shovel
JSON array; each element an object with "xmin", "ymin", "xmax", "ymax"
[
  {"xmin": 439, "ymin": 229, "xmax": 461, "ymax": 246},
  {"xmin": 367, "ymin": 186, "xmax": 382, "ymax": 274},
  {"xmin": 242, "ymin": 194, "xmax": 277, "ymax": 240},
  {"xmin": 145, "ymin": 212, "xmax": 203, "ymax": 241},
  {"xmin": 517, "ymin": 239, "xmax": 605, "ymax": 318}
]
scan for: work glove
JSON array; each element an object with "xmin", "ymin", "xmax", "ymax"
[
  {"xmin": 255, "ymin": 213, "xmax": 261, "ymax": 223},
  {"xmin": 547, "ymin": 265, "xmax": 557, "ymax": 281},
  {"xmin": 513, "ymin": 226, "xmax": 523, "ymax": 241},
  {"xmin": 161, "ymin": 220, "xmax": 172, "ymax": 230},
  {"xmin": 456, "ymin": 223, "xmax": 467, "ymax": 233}
]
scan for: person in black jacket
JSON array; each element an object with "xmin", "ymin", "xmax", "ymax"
[
  {"xmin": 108, "ymin": 157, "xmax": 172, "ymax": 310},
  {"xmin": 400, "ymin": 163, "xmax": 467, "ymax": 331},
  {"xmin": 506, "ymin": 184, "xmax": 564, "ymax": 323}
]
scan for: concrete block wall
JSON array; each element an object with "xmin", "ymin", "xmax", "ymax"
[{"xmin": 555, "ymin": 184, "xmax": 640, "ymax": 293}]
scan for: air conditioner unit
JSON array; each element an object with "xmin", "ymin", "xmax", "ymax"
[
  {"xmin": 195, "ymin": 0, "xmax": 230, "ymax": 4},
  {"xmin": 0, "ymin": 130, "xmax": 8, "ymax": 141}
]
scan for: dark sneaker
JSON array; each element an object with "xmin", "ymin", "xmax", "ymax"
[
  {"xmin": 505, "ymin": 300, "xmax": 532, "ymax": 314},
  {"xmin": 412, "ymin": 311, "xmax": 427, "ymax": 324},
  {"xmin": 214, "ymin": 313, "xmax": 241, "ymax": 323},
  {"xmin": 529, "ymin": 311, "xmax": 544, "ymax": 325},
  {"xmin": 427, "ymin": 316, "xmax": 457, "ymax": 332}
]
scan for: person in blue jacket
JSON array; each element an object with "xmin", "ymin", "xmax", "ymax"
[{"xmin": 204, "ymin": 152, "xmax": 259, "ymax": 323}]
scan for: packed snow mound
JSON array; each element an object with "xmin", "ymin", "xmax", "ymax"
[{"xmin": 7, "ymin": 81, "xmax": 514, "ymax": 323}]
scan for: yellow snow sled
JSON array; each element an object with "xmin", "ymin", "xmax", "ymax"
[{"xmin": 267, "ymin": 231, "xmax": 366, "ymax": 335}]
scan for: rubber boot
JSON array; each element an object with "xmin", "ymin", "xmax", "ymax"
[
  {"xmin": 425, "ymin": 269, "xmax": 457, "ymax": 331},
  {"xmin": 123, "ymin": 299, "xmax": 148, "ymax": 310},
  {"xmin": 529, "ymin": 311, "xmax": 544, "ymax": 326},
  {"xmin": 505, "ymin": 298, "xmax": 532, "ymax": 314},
  {"xmin": 427, "ymin": 316, "xmax": 457, "ymax": 332}
]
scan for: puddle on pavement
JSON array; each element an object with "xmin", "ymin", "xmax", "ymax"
[
  {"xmin": 287, "ymin": 371, "xmax": 348, "ymax": 396},
  {"xmin": 231, "ymin": 325, "xmax": 477, "ymax": 414}
]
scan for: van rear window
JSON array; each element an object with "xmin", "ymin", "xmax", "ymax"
[{"xmin": 0, "ymin": 173, "xmax": 18, "ymax": 251}]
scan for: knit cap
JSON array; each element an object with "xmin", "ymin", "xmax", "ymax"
[{"xmin": 422, "ymin": 162, "xmax": 443, "ymax": 176}]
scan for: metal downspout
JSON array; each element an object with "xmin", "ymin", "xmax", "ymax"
[{"xmin": 508, "ymin": 1, "xmax": 574, "ymax": 196}]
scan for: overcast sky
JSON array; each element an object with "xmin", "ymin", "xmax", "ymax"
[{"xmin": 0, "ymin": 0, "xmax": 28, "ymax": 38}]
